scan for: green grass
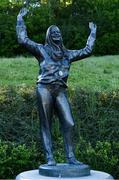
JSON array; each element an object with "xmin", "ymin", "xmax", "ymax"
[
  {"xmin": 0, "ymin": 57, "xmax": 38, "ymax": 87},
  {"xmin": 0, "ymin": 55, "xmax": 119, "ymax": 91},
  {"xmin": 69, "ymin": 55, "xmax": 119, "ymax": 92}
]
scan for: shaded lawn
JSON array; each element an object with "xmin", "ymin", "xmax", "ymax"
[{"xmin": 0, "ymin": 55, "xmax": 119, "ymax": 92}]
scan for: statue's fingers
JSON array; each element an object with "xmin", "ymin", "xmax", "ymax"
[{"xmin": 19, "ymin": 8, "xmax": 25, "ymax": 14}]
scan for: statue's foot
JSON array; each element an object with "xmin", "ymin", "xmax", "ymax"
[
  {"xmin": 47, "ymin": 158, "xmax": 56, "ymax": 166},
  {"xmin": 67, "ymin": 157, "xmax": 83, "ymax": 165}
]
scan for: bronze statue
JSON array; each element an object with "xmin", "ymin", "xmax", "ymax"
[{"xmin": 16, "ymin": 8, "xmax": 97, "ymax": 166}]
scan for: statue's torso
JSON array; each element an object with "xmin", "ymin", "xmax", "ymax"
[{"xmin": 37, "ymin": 45, "xmax": 71, "ymax": 87}]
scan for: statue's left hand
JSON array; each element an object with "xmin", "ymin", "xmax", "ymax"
[{"xmin": 89, "ymin": 22, "xmax": 97, "ymax": 32}]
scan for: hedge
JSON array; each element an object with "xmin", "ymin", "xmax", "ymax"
[
  {"xmin": 0, "ymin": 86, "xmax": 119, "ymax": 178},
  {"xmin": 0, "ymin": 141, "xmax": 38, "ymax": 179},
  {"xmin": 0, "ymin": 140, "xmax": 119, "ymax": 179},
  {"xmin": 0, "ymin": 86, "xmax": 119, "ymax": 144}
]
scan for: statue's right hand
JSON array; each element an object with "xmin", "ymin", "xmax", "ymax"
[
  {"xmin": 18, "ymin": 8, "xmax": 29, "ymax": 17},
  {"xmin": 89, "ymin": 22, "xmax": 97, "ymax": 32}
]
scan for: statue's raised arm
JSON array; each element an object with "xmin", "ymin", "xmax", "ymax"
[
  {"xmin": 16, "ymin": 8, "xmax": 42, "ymax": 59},
  {"xmin": 68, "ymin": 22, "xmax": 97, "ymax": 62}
]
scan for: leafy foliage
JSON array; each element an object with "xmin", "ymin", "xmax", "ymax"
[
  {"xmin": 0, "ymin": 86, "xmax": 119, "ymax": 147},
  {"xmin": 0, "ymin": 139, "xmax": 119, "ymax": 178},
  {"xmin": 75, "ymin": 140, "xmax": 119, "ymax": 178},
  {"xmin": 0, "ymin": 0, "xmax": 118, "ymax": 56},
  {"xmin": 0, "ymin": 140, "xmax": 44, "ymax": 179}
]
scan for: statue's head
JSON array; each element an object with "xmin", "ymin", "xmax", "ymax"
[
  {"xmin": 45, "ymin": 25, "xmax": 63, "ymax": 46},
  {"xmin": 45, "ymin": 25, "xmax": 67, "ymax": 60}
]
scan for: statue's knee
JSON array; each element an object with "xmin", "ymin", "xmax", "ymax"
[
  {"xmin": 70, "ymin": 121, "xmax": 74, "ymax": 127},
  {"xmin": 66, "ymin": 121, "xmax": 74, "ymax": 130}
]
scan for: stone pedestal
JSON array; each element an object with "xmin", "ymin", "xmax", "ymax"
[{"xmin": 16, "ymin": 169, "xmax": 114, "ymax": 180}]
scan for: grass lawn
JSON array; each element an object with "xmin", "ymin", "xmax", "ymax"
[{"xmin": 0, "ymin": 55, "xmax": 119, "ymax": 92}]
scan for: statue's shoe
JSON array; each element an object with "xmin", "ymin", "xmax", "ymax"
[
  {"xmin": 67, "ymin": 157, "xmax": 83, "ymax": 165},
  {"xmin": 47, "ymin": 158, "xmax": 56, "ymax": 166}
]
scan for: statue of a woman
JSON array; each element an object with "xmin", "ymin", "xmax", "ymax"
[{"xmin": 16, "ymin": 8, "xmax": 97, "ymax": 166}]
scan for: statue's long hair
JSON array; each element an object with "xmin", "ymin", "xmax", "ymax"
[{"xmin": 45, "ymin": 25, "xmax": 68, "ymax": 60}]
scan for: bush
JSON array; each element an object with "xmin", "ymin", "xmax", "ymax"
[
  {"xmin": 0, "ymin": 139, "xmax": 118, "ymax": 179},
  {"xmin": 69, "ymin": 88, "xmax": 119, "ymax": 144},
  {"xmin": 0, "ymin": 86, "xmax": 119, "ymax": 178},
  {"xmin": 75, "ymin": 140, "xmax": 119, "ymax": 178},
  {"xmin": 0, "ymin": 86, "xmax": 119, "ymax": 144},
  {"xmin": 0, "ymin": 140, "xmax": 41, "ymax": 179},
  {"xmin": 0, "ymin": 86, "xmax": 39, "ymax": 144}
]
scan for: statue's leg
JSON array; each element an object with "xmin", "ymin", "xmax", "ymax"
[
  {"xmin": 36, "ymin": 84, "xmax": 56, "ymax": 166},
  {"xmin": 55, "ymin": 89, "xmax": 82, "ymax": 165}
]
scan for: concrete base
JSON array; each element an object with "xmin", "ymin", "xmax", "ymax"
[{"xmin": 16, "ymin": 169, "xmax": 114, "ymax": 180}]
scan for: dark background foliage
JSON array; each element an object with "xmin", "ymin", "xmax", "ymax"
[{"xmin": 0, "ymin": 0, "xmax": 119, "ymax": 57}]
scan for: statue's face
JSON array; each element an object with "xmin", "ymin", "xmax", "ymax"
[{"xmin": 50, "ymin": 26, "xmax": 61, "ymax": 42}]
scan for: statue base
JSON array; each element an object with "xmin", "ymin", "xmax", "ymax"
[
  {"xmin": 15, "ymin": 169, "xmax": 114, "ymax": 180},
  {"xmin": 39, "ymin": 163, "xmax": 90, "ymax": 177}
]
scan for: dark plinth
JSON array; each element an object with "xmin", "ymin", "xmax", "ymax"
[{"xmin": 39, "ymin": 163, "xmax": 90, "ymax": 178}]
